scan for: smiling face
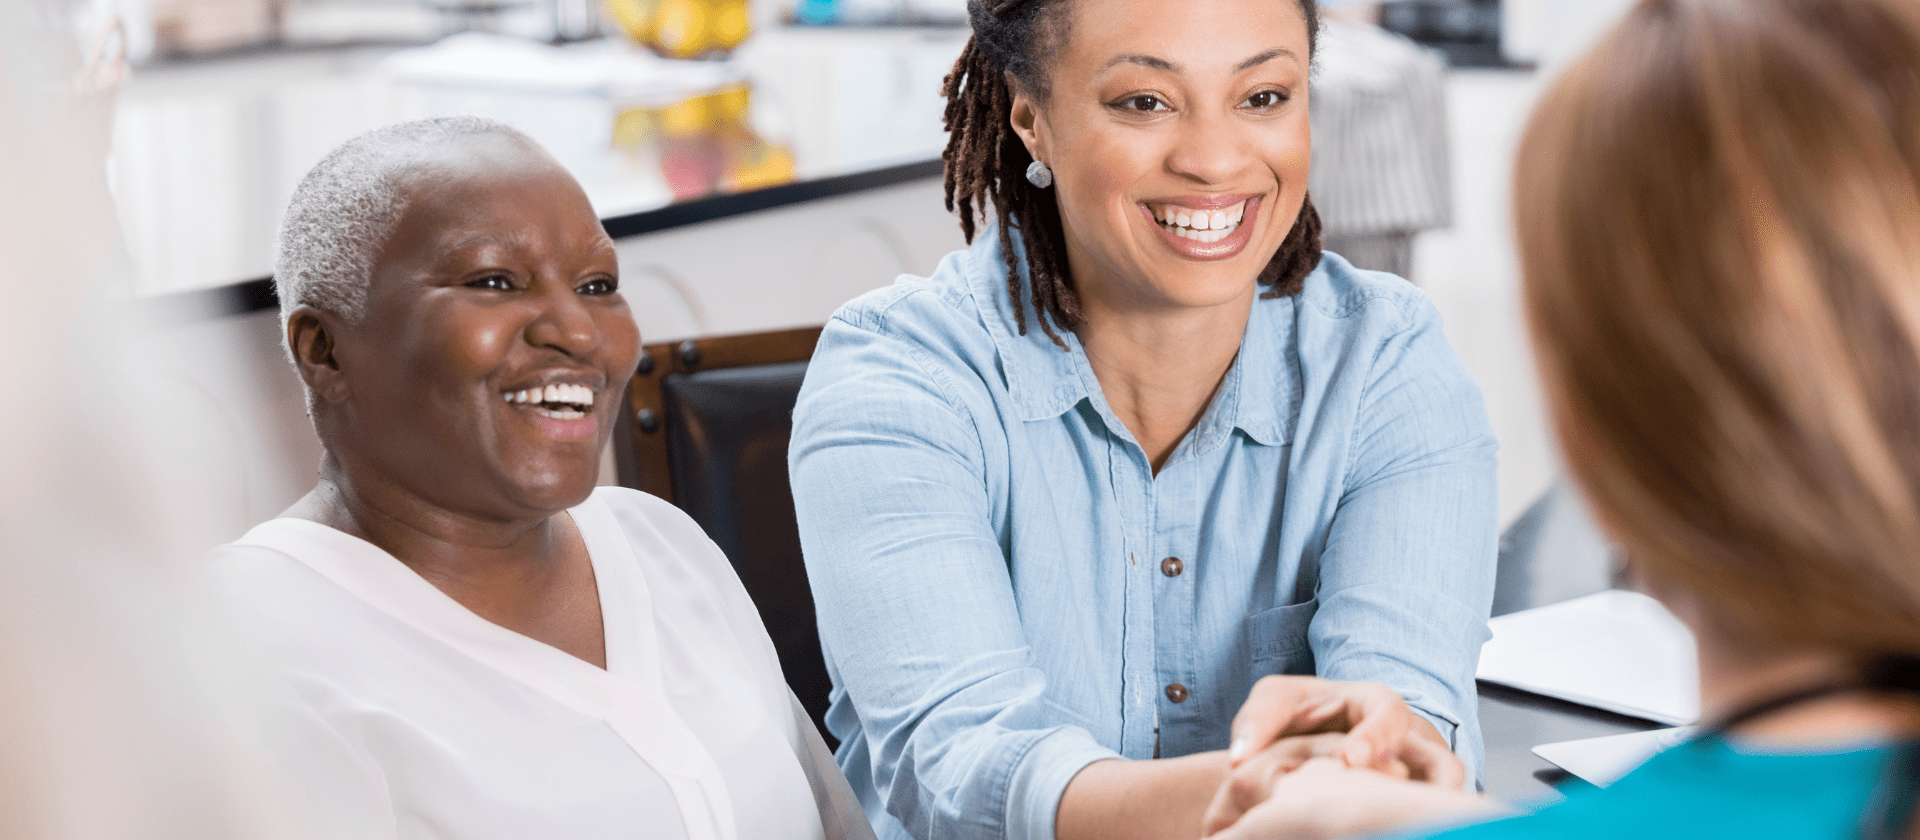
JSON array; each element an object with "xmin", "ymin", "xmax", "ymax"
[
  {"xmin": 1010, "ymin": 0, "xmax": 1312, "ymax": 314},
  {"xmin": 321, "ymin": 134, "xmax": 640, "ymax": 521}
]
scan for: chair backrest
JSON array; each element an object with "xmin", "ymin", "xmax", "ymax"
[{"xmin": 613, "ymin": 326, "xmax": 834, "ymax": 745}]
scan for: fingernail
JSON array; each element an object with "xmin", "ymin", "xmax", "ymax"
[{"xmin": 1229, "ymin": 737, "xmax": 1249, "ymax": 761}]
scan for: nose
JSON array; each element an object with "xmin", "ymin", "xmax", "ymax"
[
  {"xmin": 524, "ymin": 275, "xmax": 601, "ymax": 358},
  {"xmin": 1164, "ymin": 106, "xmax": 1250, "ymax": 186}
]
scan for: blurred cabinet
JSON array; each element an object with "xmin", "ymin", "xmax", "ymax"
[{"xmin": 615, "ymin": 174, "xmax": 961, "ymax": 343}]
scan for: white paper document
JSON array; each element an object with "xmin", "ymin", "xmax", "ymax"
[
  {"xmin": 1532, "ymin": 727, "xmax": 1696, "ymax": 787},
  {"xmin": 1476, "ymin": 589, "xmax": 1700, "ymax": 725}
]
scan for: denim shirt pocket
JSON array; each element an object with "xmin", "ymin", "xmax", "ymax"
[{"xmin": 1246, "ymin": 598, "xmax": 1318, "ymax": 677}]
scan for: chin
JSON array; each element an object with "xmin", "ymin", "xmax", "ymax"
[
  {"xmin": 1155, "ymin": 264, "xmax": 1264, "ymax": 308},
  {"xmin": 506, "ymin": 464, "xmax": 603, "ymax": 515}
]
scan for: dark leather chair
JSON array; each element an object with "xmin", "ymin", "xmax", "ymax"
[{"xmin": 613, "ymin": 326, "xmax": 835, "ymax": 745}]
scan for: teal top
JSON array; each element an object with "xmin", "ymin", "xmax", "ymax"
[{"xmin": 1411, "ymin": 736, "xmax": 1906, "ymax": 840}]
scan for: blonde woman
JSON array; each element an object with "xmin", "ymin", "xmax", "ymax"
[{"xmin": 1201, "ymin": 0, "xmax": 1920, "ymax": 837}]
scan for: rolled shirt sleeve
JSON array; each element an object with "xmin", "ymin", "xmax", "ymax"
[
  {"xmin": 1306, "ymin": 289, "xmax": 1499, "ymax": 777},
  {"xmin": 791, "ymin": 311, "xmax": 1120, "ymax": 840}
]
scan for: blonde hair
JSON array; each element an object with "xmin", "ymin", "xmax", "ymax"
[{"xmin": 1516, "ymin": 0, "xmax": 1920, "ymax": 658}]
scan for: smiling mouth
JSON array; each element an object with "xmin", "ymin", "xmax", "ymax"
[
  {"xmin": 503, "ymin": 383, "xmax": 596, "ymax": 420},
  {"xmin": 1148, "ymin": 199, "xmax": 1248, "ymax": 244}
]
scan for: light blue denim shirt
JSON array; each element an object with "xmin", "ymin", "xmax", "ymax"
[{"xmin": 789, "ymin": 227, "xmax": 1497, "ymax": 840}]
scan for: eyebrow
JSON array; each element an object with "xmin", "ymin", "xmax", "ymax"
[
  {"xmin": 1103, "ymin": 48, "xmax": 1300, "ymax": 74},
  {"xmin": 1106, "ymin": 53, "xmax": 1178, "ymax": 72},
  {"xmin": 1234, "ymin": 48, "xmax": 1298, "ymax": 71}
]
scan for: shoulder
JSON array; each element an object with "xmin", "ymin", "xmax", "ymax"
[
  {"xmin": 824, "ymin": 244, "xmax": 996, "ymax": 357},
  {"xmin": 799, "ymin": 244, "xmax": 1010, "ymax": 425},
  {"xmin": 1292, "ymin": 251, "xmax": 1472, "ymax": 398},
  {"xmin": 204, "ymin": 522, "xmax": 341, "ymax": 606},
  {"xmin": 1295, "ymin": 250, "xmax": 1437, "ymax": 332},
  {"xmin": 581, "ymin": 487, "xmax": 759, "ymax": 613},
  {"xmin": 582, "ymin": 486, "xmax": 726, "ymax": 569}
]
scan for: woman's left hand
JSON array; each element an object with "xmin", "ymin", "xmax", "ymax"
[
  {"xmin": 1225, "ymin": 676, "xmax": 1463, "ymax": 780},
  {"xmin": 1202, "ymin": 756, "xmax": 1501, "ymax": 840}
]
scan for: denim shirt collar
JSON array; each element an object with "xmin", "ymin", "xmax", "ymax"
[{"xmin": 965, "ymin": 224, "xmax": 1295, "ymax": 446}]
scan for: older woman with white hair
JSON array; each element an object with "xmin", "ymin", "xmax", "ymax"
[{"xmin": 206, "ymin": 117, "xmax": 872, "ymax": 840}]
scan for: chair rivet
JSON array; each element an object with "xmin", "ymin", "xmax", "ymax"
[
  {"xmin": 635, "ymin": 351, "xmax": 655, "ymax": 375},
  {"xmin": 636, "ymin": 408, "xmax": 659, "ymax": 434},
  {"xmin": 678, "ymin": 340, "xmax": 701, "ymax": 367}
]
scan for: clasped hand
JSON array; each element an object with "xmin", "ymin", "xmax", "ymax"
[{"xmin": 1199, "ymin": 676, "xmax": 1483, "ymax": 839}]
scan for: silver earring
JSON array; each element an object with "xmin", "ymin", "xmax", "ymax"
[{"xmin": 1025, "ymin": 160, "xmax": 1053, "ymax": 189}]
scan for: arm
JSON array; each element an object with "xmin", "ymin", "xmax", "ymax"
[
  {"xmin": 791, "ymin": 317, "xmax": 1120, "ymax": 840},
  {"xmin": 1056, "ymin": 753, "xmax": 1230, "ymax": 840},
  {"xmin": 1310, "ymin": 296, "xmax": 1500, "ymax": 778}
]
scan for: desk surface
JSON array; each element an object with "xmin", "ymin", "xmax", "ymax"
[
  {"xmin": 1476, "ymin": 485, "xmax": 1666, "ymax": 802},
  {"xmin": 1479, "ymin": 682, "xmax": 1662, "ymax": 802}
]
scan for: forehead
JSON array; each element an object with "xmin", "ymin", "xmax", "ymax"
[
  {"xmin": 1055, "ymin": 0, "xmax": 1309, "ymax": 74},
  {"xmin": 381, "ymin": 137, "xmax": 607, "ymax": 261}
]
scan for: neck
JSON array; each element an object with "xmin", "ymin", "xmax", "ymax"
[
  {"xmin": 290, "ymin": 453, "xmax": 570, "ymax": 599},
  {"xmin": 1687, "ymin": 602, "xmax": 1920, "ymax": 747},
  {"xmin": 1073, "ymin": 286, "xmax": 1254, "ymax": 474},
  {"xmin": 283, "ymin": 452, "xmax": 606, "ymax": 669}
]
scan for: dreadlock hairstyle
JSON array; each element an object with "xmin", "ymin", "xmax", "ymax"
[{"xmin": 941, "ymin": 0, "xmax": 1324, "ymax": 348}]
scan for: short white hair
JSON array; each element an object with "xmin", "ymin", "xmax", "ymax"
[{"xmin": 273, "ymin": 116, "xmax": 533, "ymax": 351}]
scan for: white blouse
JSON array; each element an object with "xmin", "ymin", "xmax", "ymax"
[{"xmin": 208, "ymin": 487, "xmax": 873, "ymax": 840}]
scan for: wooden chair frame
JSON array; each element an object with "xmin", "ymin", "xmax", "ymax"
[{"xmin": 613, "ymin": 325, "xmax": 825, "ymax": 501}]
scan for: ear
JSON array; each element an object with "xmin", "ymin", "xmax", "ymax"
[
  {"xmin": 286, "ymin": 304, "xmax": 351, "ymax": 405},
  {"xmin": 1006, "ymin": 71, "xmax": 1048, "ymax": 166}
]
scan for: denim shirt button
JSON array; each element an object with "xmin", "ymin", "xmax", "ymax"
[
  {"xmin": 1160, "ymin": 557, "xmax": 1184, "ymax": 577},
  {"xmin": 1165, "ymin": 683, "xmax": 1189, "ymax": 703}
]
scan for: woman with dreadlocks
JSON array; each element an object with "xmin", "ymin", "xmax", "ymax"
[{"xmin": 788, "ymin": 0, "xmax": 1496, "ymax": 837}]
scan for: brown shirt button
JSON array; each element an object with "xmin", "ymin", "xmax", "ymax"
[
  {"xmin": 1165, "ymin": 683, "xmax": 1189, "ymax": 703},
  {"xmin": 1160, "ymin": 556, "xmax": 1184, "ymax": 577}
]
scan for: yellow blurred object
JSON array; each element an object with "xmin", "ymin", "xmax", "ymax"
[
  {"xmin": 728, "ymin": 140, "xmax": 795, "ymax": 192},
  {"xmin": 710, "ymin": 0, "xmax": 751, "ymax": 51},
  {"xmin": 611, "ymin": 107, "xmax": 654, "ymax": 148},
  {"xmin": 711, "ymin": 82, "xmax": 752, "ymax": 122},
  {"xmin": 612, "ymin": 82, "xmax": 795, "ymax": 202},
  {"xmin": 656, "ymin": 92, "xmax": 714, "ymax": 135},
  {"xmin": 605, "ymin": 0, "xmax": 754, "ymax": 59}
]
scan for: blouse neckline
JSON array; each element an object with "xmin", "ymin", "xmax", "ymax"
[{"xmin": 230, "ymin": 495, "xmax": 742, "ymax": 840}]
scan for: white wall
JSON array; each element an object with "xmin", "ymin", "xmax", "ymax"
[{"xmin": 1502, "ymin": 0, "xmax": 1637, "ymax": 70}]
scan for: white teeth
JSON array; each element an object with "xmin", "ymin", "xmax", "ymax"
[
  {"xmin": 1151, "ymin": 199, "xmax": 1247, "ymax": 240},
  {"xmin": 1174, "ymin": 226, "xmax": 1231, "ymax": 243},
  {"xmin": 501, "ymin": 383, "xmax": 596, "ymax": 411}
]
